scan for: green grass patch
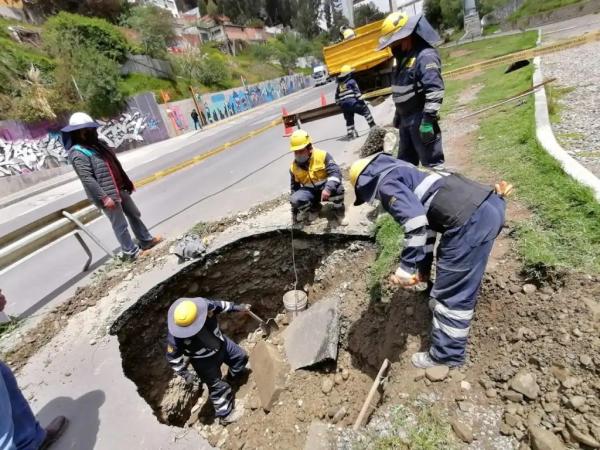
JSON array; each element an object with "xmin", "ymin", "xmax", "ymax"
[
  {"xmin": 474, "ymin": 66, "xmax": 600, "ymax": 274},
  {"xmin": 118, "ymin": 73, "xmax": 186, "ymax": 100},
  {"xmin": 440, "ymin": 31, "xmax": 537, "ymax": 70},
  {"xmin": 546, "ymin": 85, "xmax": 575, "ymax": 124},
  {"xmin": 509, "ymin": 0, "xmax": 585, "ymax": 22},
  {"xmin": 368, "ymin": 214, "xmax": 403, "ymax": 297},
  {"xmin": 483, "ymin": 24, "xmax": 501, "ymax": 36},
  {"xmin": 357, "ymin": 405, "xmax": 455, "ymax": 450},
  {"xmin": 0, "ymin": 317, "xmax": 21, "ymax": 339}
]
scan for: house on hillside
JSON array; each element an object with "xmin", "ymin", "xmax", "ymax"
[{"xmin": 127, "ymin": 0, "xmax": 179, "ymax": 17}]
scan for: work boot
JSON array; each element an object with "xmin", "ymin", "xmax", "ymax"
[
  {"xmin": 39, "ymin": 416, "xmax": 68, "ymax": 450},
  {"xmin": 411, "ymin": 352, "xmax": 446, "ymax": 369},
  {"xmin": 307, "ymin": 210, "xmax": 320, "ymax": 222},
  {"xmin": 140, "ymin": 235, "xmax": 164, "ymax": 251},
  {"xmin": 333, "ymin": 204, "xmax": 348, "ymax": 226},
  {"xmin": 219, "ymin": 405, "xmax": 244, "ymax": 426}
]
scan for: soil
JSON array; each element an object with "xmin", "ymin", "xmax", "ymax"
[
  {"xmin": 0, "ymin": 195, "xmax": 288, "ymax": 372},
  {"xmin": 450, "ymin": 49, "xmax": 473, "ymax": 58}
]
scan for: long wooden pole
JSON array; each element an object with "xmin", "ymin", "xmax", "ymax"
[{"xmin": 353, "ymin": 358, "xmax": 390, "ymax": 430}]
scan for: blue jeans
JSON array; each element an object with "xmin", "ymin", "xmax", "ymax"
[
  {"xmin": 429, "ymin": 195, "xmax": 506, "ymax": 365},
  {"xmin": 0, "ymin": 361, "xmax": 46, "ymax": 450},
  {"xmin": 102, "ymin": 191, "xmax": 153, "ymax": 258}
]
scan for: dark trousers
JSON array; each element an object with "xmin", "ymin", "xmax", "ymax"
[
  {"xmin": 290, "ymin": 184, "xmax": 345, "ymax": 213},
  {"xmin": 397, "ymin": 113, "xmax": 445, "ymax": 168},
  {"xmin": 342, "ymin": 102, "xmax": 375, "ymax": 128},
  {"xmin": 428, "ymin": 194, "xmax": 506, "ymax": 365},
  {"xmin": 190, "ymin": 336, "xmax": 247, "ymax": 418},
  {"xmin": 193, "ymin": 120, "xmax": 201, "ymax": 130}
]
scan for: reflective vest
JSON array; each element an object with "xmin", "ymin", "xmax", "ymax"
[{"xmin": 290, "ymin": 149, "xmax": 328, "ymax": 188}]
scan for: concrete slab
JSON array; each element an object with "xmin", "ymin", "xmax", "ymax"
[
  {"xmin": 250, "ymin": 341, "xmax": 286, "ymax": 412},
  {"xmin": 283, "ymin": 296, "xmax": 340, "ymax": 371},
  {"xmin": 304, "ymin": 421, "xmax": 333, "ymax": 450}
]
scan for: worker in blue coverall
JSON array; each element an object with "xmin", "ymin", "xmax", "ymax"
[
  {"xmin": 288, "ymin": 130, "xmax": 346, "ymax": 224},
  {"xmin": 166, "ymin": 297, "xmax": 250, "ymax": 425},
  {"xmin": 335, "ymin": 65, "xmax": 376, "ymax": 140},
  {"xmin": 378, "ymin": 12, "xmax": 445, "ymax": 168},
  {"xmin": 349, "ymin": 154, "xmax": 513, "ymax": 368},
  {"xmin": 0, "ymin": 290, "xmax": 68, "ymax": 450}
]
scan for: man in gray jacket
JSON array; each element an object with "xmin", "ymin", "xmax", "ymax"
[{"xmin": 61, "ymin": 112, "xmax": 162, "ymax": 260}]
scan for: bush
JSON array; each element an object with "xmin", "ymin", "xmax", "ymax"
[
  {"xmin": 198, "ymin": 54, "xmax": 230, "ymax": 88},
  {"xmin": 44, "ymin": 12, "xmax": 128, "ymax": 61},
  {"xmin": 120, "ymin": 5, "xmax": 175, "ymax": 59}
]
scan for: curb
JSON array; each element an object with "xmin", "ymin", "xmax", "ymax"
[{"xmin": 532, "ymin": 55, "xmax": 600, "ymax": 201}]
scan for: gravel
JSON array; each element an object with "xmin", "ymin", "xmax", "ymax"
[{"xmin": 543, "ymin": 41, "xmax": 600, "ymax": 177}]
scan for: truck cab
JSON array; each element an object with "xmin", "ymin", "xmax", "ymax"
[{"xmin": 312, "ymin": 65, "xmax": 329, "ymax": 86}]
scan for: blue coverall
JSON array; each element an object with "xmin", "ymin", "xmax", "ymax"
[
  {"xmin": 335, "ymin": 75, "xmax": 375, "ymax": 137},
  {"xmin": 392, "ymin": 42, "xmax": 445, "ymax": 168},
  {"xmin": 354, "ymin": 154, "xmax": 505, "ymax": 365},
  {"xmin": 166, "ymin": 300, "xmax": 248, "ymax": 418}
]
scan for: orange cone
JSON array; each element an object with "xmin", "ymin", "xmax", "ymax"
[
  {"xmin": 282, "ymin": 107, "xmax": 293, "ymax": 137},
  {"xmin": 320, "ymin": 92, "xmax": 327, "ymax": 107}
]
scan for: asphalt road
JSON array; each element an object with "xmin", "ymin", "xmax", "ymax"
[{"xmin": 0, "ymin": 81, "xmax": 390, "ymax": 318}]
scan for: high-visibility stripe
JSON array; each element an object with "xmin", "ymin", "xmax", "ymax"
[
  {"xmin": 425, "ymin": 90, "xmax": 444, "ymax": 100},
  {"xmin": 391, "ymin": 84, "xmax": 413, "ymax": 95},
  {"xmin": 404, "ymin": 215, "xmax": 428, "ymax": 232},
  {"xmin": 327, "ymin": 176, "xmax": 341, "ymax": 183},
  {"xmin": 414, "ymin": 173, "xmax": 442, "ymax": 200},
  {"xmin": 424, "ymin": 244, "xmax": 435, "ymax": 253},
  {"xmin": 171, "ymin": 362, "xmax": 186, "ymax": 371},
  {"xmin": 431, "ymin": 299, "xmax": 474, "ymax": 321},
  {"xmin": 393, "ymin": 92, "xmax": 417, "ymax": 103},
  {"xmin": 432, "ymin": 317, "xmax": 470, "ymax": 338},
  {"xmin": 425, "ymin": 102, "xmax": 442, "ymax": 112},
  {"xmin": 405, "ymin": 234, "xmax": 427, "ymax": 247},
  {"xmin": 169, "ymin": 356, "xmax": 183, "ymax": 364}
]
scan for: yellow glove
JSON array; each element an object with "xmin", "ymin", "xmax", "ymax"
[{"xmin": 495, "ymin": 180, "xmax": 514, "ymax": 198}]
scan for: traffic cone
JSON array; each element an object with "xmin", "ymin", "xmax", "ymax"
[
  {"xmin": 320, "ymin": 92, "xmax": 327, "ymax": 107},
  {"xmin": 282, "ymin": 107, "xmax": 293, "ymax": 137}
]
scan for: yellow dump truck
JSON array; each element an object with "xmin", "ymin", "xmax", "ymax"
[{"xmin": 323, "ymin": 19, "xmax": 394, "ymax": 91}]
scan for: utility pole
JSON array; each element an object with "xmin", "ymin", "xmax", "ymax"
[{"xmin": 389, "ymin": 0, "xmax": 398, "ymax": 12}]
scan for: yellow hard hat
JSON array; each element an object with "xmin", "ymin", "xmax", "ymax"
[
  {"xmin": 174, "ymin": 300, "xmax": 198, "ymax": 326},
  {"xmin": 349, "ymin": 157, "xmax": 373, "ymax": 188},
  {"xmin": 340, "ymin": 64, "xmax": 353, "ymax": 76},
  {"xmin": 377, "ymin": 12, "xmax": 412, "ymax": 50},
  {"xmin": 342, "ymin": 28, "xmax": 355, "ymax": 39},
  {"xmin": 167, "ymin": 297, "xmax": 209, "ymax": 338},
  {"xmin": 289, "ymin": 129, "xmax": 311, "ymax": 152}
]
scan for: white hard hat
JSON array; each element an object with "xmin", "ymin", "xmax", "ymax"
[{"xmin": 61, "ymin": 112, "xmax": 100, "ymax": 132}]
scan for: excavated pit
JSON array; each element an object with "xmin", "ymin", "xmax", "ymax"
[{"xmin": 110, "ymin": 230, "xmax": 379, "ymax": 429}]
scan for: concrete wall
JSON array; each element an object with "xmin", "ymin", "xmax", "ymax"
[{"xmin": 503, "ymin": 0, "xmax": 600, "ymax": 29}]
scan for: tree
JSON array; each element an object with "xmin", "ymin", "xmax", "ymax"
[
  {"xmin": 198, "ymin": 0, "xmax": 208, "ymax": 16},
  {"xmin": 122, "ymin": 5, "xmax": 176, "ymax": 58},
  {"xmin": 23, "ymin": 0, "xmax": 127, "ymax": 24},
  {"xmin": 425, "ymin": 0, "xmax": 463, "ymax": 30},
  {"xmin": 424, "ymin": 0, "xmax": 443, "ymax": 30},
  {"xmin": 291, "ymin": 0, "xmax": 321, "ymax": 38},
  {"xmin": 354, "ymin": 2, "xmax": 385, "ymax": 27}
]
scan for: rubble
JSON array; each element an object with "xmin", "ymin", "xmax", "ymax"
[
  {"xmin": 425, "ymin": 365, "xmax": 449, "ymax": 382},
  {"xmin": 529, "ymin": 426, "xmax": 566, "ymax": 450},
  {"xmin": 450, "ymin": 418, "xmax": 474, "ymax": 443},
  {"xmin": 250, "ymin": 341, "xmax": 286, "ymax": 411},
  {"xmin": 283, "ymin": 297, "xmax": 340, "ymax": 370},
  {"xmin": 509, "ymin": 370, "xmax": 540, "ymax": 400},
  {"xmin": 304, "ymin": 422, "xmax": 332, "ymax": 450}
]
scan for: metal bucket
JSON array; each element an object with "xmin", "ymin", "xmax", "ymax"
[{"xmin": 283, "ymin": 290, "xmax": 308, "ymax": 321}]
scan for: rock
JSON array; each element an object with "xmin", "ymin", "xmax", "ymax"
[
  {"xmin": 510, "ymin": 370, "xmax": 540, "ymax": 400},
  {"xmin": 486, "ymin": 388, "xmax": 498, "ymax": 398},
  {"xmin": 562, "ymin": 377, "xmax": 581, "ymax": 389},
  {"xmin": 567, "ymin": 422, "xmax": 600, "ymax": 448},
  {"xmin": 283, "ymin": 297, "xmax": 340, "ymax": 370},
  {"xmin": 304, "ymin": 422, "xmax": 332, "ymax": 450},
  {"xmin": 461, "ymin": 381, "xmax": 472, "ymax": 391},
  {"xmin": 332, "ymin": 406, "xmax": 347, "ymax": 424},
  {"xmin": 321, "ymin": 378, "xmax": 334, "ymax": 394},
  {"xmin": 326, "ymin": 406, "xmax": 337, "ymax": 418},
  {"xmin": 450, "ymin": 419, "xmax": 474, "ymax": 443},
  {"xmin": 523, "ymin": 284, "xmax": 537, "ymax": 294},
  {"xmin": 334, "ymin": 373, "xmax": 344, "ymax": 385},
  {"xmin": 425, "ymin": 365, "xmax": 449, "ymax": 382},
  {"xmin": 568, "ymin": 396, "xmax": 586, "ymax": 410},
  {"xmin": 458, "ymin": 401, "xmax": 474, "ymax": 413},
  {"xmin": 580, "ymin": 354, "xmax": 593, "ymax": 367},
  {"xmin": 124, "ymin": 272, "xmax": 133, "ymax": 281},
  {"xmin": 529, "ymin": 426, "xmax": 566, "ymax": 450},
  {"xmin": 250, "ymin": 341, "xmax": 286, "ymax": 411},
  {"xmin": 500, "ymin": 422, "xmax": 513, "ymax": 436},
  {"xmin": 414, "ymin": 369, "xmax": 426, "ymax": 381},
  {"xmin": 505, "ymin": 412, "xmax": 522, "ymax": 428},
  {"xmin": 248, "ymin": 397, "xmax": 260, "ymax": 410},
  {"xmin": 503, "ymin": 391, "xmax": 524, "ymax": 402},
  {"xmin": 341, "ymin": 368, "xmax": 349, "ymax": 380}
]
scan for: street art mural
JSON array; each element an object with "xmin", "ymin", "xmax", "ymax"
[
  {"xmin": 0, "ymin": 93, "xmax": 169, "ymax": 178},
  {"xmin": 200, "ymin": 74, "xmax": 308, "ymax": 125}
]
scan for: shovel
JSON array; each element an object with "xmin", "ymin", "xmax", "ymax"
[{"xmin": 247, "ymin": 310, "xmax": 279, "ymax": 337}]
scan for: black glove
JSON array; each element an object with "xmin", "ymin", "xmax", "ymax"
[
  {"xmin": 419, "ymin": 115, "xmax": 438, "ymax": 145},
  {"xmin": 178, "ymin": 370, "xmax": 196, "ymax": 385}
]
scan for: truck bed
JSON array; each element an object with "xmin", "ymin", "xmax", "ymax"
[{"xmin": 323, "ymin": 19, "xmax": 392, "ymax": 76}]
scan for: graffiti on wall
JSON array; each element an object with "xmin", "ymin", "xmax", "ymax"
[
  {"xmin": 0, "ymin": 109, "xmax": 164, "ymax": 177},
  {"xmin": 0, "ymin": 132, "xmax": 67, "ymax": 177},
  {"xmin": 200, "ymin": 74, "xmax": 308, "ymax": 125}
]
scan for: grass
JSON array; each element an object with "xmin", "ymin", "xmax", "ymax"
[
  {"xmin": 357, "ymin": 405, "xmax": 455, "ymax": 450},
  {"xmin": 368, "ymin": 214, "xmax": 403, "ymax": 298},
  {"xmin": 118, "ymin": 73, "xmax": 185, "ymax": 99},
  {"xmin": 509, "ymin": 0, "xmax": 585, "ymax": 22},
  {"xmin": 0, "ymin": 317, "xmax": 21, "ymax": 339},
  {"xmin": 440, "ymin": 31, "xmax": 538, "ymax": 70},
  {"xmin": 483, "ymin": 24, "xmax": 501, "ymax": 36},
  {"xmin": 473, "ymin": 65, "xmax": 600, "ymax": 275},
  {"xmin": 546, "ymin": 85, "xmax": 575, "ymax": 124}
]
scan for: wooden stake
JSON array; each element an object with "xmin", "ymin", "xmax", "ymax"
[{"xmin": 353, "ymin": 358, "xmax": 390, "ymax": 431}]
